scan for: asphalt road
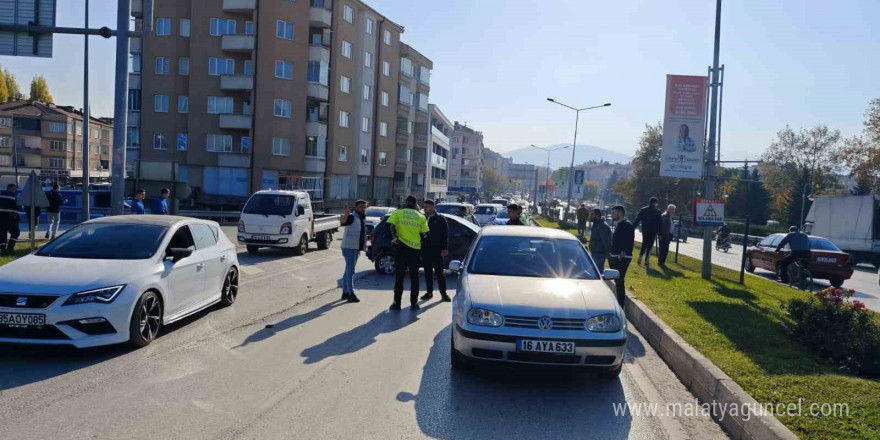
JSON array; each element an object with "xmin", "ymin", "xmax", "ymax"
[
  {"xmin": 0, "ymin": 227, "xmax": 729, "ymax": 440},
  {"xmin": 635, "ymin": 232, "xmax": 880, "ymax": 312}
]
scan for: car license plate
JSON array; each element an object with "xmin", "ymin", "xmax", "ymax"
[
  {"xmin": 517, "ymin": 340, "xmax": 576, "ymax": 354},
  {"xmin": 0, "ymin": 312, "xmax": 46, "ymax": 328},
  {"xmin": 253, "ymin": 235, "xmax": 271, "ymax": 241},
  {"xmin": 817, "ymin": 257, "xmax": 836, "ymax": 264}
]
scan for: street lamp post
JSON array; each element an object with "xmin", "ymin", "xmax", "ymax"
[
  {"xmin": 799, "ymin": 183, "xmax": 812, "ymax": 230},
  {"xmin": 529, "ymin": 144, "xmax": 569, "ymax": 209},
  {"xmin": 546, "ymin": 99, "xmax": 610, "ymax": 221}
]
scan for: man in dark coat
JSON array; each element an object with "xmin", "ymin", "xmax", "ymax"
[
  {"xmin": 658, "ymin": 204, "xmax": 677, "ymax": 268},
  {"xmin": 609, "ymin": 205, "xmax": 634, "ymax": 306},
  {"xmin": 421, "ymin": 200, "xmax": 450, "ymax": 302},
  {"xmin": 633, "ymin": 196, "xmax": 662, "ymax": 268}
]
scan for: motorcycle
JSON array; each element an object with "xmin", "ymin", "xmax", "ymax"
[{"xmin": 715, "ymin": 235, "xmax": 731, "ymax": 253}]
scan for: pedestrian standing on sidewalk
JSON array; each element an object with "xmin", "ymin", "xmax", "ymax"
[
  {"xmin": 387, "ymin": 195, "xmax": 429, "ymax": 311},
  {"xmin": 0, "ymin": 183, "xmax": 21, "ymax": 256},
  {"xmin": 658, "ymin": 204, "xmax": 677, "ymax": 268},
  {"xmin": 576, "ymin": 203, "xmax": 589, "ymax": 237},
  {"xmin": 45, "ymin": 183, "xmax": 65, "ymax": 239},
  {"xmin": 633, "ymin": 196, "xmax": 662, "ymax": 268},
  {"xmin": 589, "ymin": 208, "xmax": 612, "ymax": 271},
  {"xmin": 340, "ymin": 199, "xmax": 367, "ymax": 303},
  {"xmin": 132, "ymin": 189, "xmax": 146, "ymax": 215},
  {"xmin": 609, "ymin": 205, "xmax": 634, "ymax": 307},
  {"xmin": 151, "ymin": 188, "xmax": 170, "ymax": 215},
  {"xmin": 421, "ymin": 200, "xmax": 451, "ymax": 303}
]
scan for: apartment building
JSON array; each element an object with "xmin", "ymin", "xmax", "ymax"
[
  {"xmin": 483, "ymin": 147, "xmax": 511, "ymax": 177},
  {"xmin": 0, "ymin": 101, "xmax": 112, "ymax": 184},
  {"xmin": 392, "ymin": 42, "xmax": 432, "ymax": 202},
  {"xmin": 424, "ymin": 104, "xmax": 451, "ymax": 200},
  {"xmin": 448, "ymin": 121, "xmax": 484, "ymax": 192},
  {"xmin": 129, "ymin": 0, "xmax": 417, "ymax": 208}
]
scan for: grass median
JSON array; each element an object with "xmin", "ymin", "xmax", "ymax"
[{"xmin": 534, "ymin": 217, "xmax": 879, "ymax": 440}]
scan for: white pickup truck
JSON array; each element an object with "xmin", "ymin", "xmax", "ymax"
[{"xmin": 237, "ymin": 190, "xmax": 341, "ymax": 255}]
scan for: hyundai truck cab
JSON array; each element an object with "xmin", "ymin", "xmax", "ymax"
[{"xmin": 238, "ymin": 190, "xmax": 341, "ymax": 255}]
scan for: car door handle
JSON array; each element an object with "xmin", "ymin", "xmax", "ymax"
[
  {"xmin": 196, "ymin": 263, "xmax": 205, "ymax": 271},
  {"xmin": 220, "ymin": 255, "xmax": 226, "ymax": 262}
]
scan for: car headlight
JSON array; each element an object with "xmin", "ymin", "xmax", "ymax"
[
  {"xmin": 238, "ymin": 220, "xmax": 245, "ymax": 233},
  {"xmin": 586, "ymin": 314, "xmax": 621, "ymax": 332},
  {"xmin": 467, "ymin": 308, "xmax": 504, "ymax": 327},
  {"xmin": 280, "ymin": 222, "xmax": 292, "ymax": 235},
  {"xmin": 63, "ymin": 285, "xmax": 126, "ymax": 306}
]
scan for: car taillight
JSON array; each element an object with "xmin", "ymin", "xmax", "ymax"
[
  {"xmin": 370, "ymin": 232, "xmax": 376, "ymax": 244},
  {"xmin": 238, "ymin": 220, "xmax": 245, "ymax": 233}
]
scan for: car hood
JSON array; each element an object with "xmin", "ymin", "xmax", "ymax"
[
  {"xmin": 0, "ymin": 254, "xmax": 150, "ymax": 294},
  {"xmin": 465, "ymin": 274, "xmax": 617, "ymax": 318},
  {"xmin": 493, "ymin": 218, "xmax": 510, "ymax": 225}
]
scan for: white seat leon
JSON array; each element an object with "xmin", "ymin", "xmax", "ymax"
[{"xmin": 0, "ymin": 215, "xmax": 239, "ymax": 348}]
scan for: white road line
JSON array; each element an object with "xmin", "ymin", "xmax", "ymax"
[{"xmin": 240, "ymin": 266, "xmax": 265, "ymax": 275}]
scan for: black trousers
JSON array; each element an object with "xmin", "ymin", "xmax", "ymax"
[
  {"xmin": 609, "ymin": 257, "xmax": 631, "ymax": 306},
  {"xmin": 779, "ymin": 250, "xmax": 811, "ymax": 283},
  {"xmin": 639, "ymin": 231, "xmax": 657, "ymax": 261},
  {"xmin": 394, "ymin": 243, "xmax": 422, "ymax": 306},
  {"xmin": 658, "ymin": 236, "xmax": 671, "ymax": 266},
  {"xmin": 422, "ymin": 247, "xmax": 446, "ymax": 295},
  {"xmin": 0, "ymin": 216, "xmax": 20, "ymax": 253}
]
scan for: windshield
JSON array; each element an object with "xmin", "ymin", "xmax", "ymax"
[
  {"xmin": 810, "ymin": 237, "xmax": 841, "ymax": 251},
  {"xmin": 468, "ymin": 236, "xmax": 600, "ymax": 279},
  {"xmin": 492, "ymin": 199, "xmax": 507, "ymax": 205},
  {"xmin": 243, "ymin": 194, "xmax": 295, "ymax": 216},
  {"xmin": 435, "ymin": 204, "xmax": 462, "ymax": 215},
  {"xmin": 497, "ymin": 208, "xmax": 508, "ymax": 218},
  {"xmin": 475, "ymin": 206, "xmax": 497, "ymax": 215},
  {"xmin": 37, "ymin": 223, "xmax": 167, "ymax": 260},
  {"xmin": 365, "ymin": 207, "xmax": 389, "ymax": 217}
]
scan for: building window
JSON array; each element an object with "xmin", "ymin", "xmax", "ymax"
[
  {"xmin": 381, "ymin": 91, "xmax": 389, "ymax": 107},
  {"xmin": 338, "ymin": 145, "xmax": 349, "ymax": 162},
  {"xmin": 178, "ymin": 95, "xmax": 188, "ymax": 114},
  {"xmin": 208, "ymin": 57, "xmax": 235, "ymax": 76},
  {"xmin": 206, "ymin": 134, "xmax": 233, "ymax": 153},
  {"xmin": 153, "ymin": 132, "xmax": 167, "ymax": 150},
  {"xmin": 49, "ymin": 140, "xmax": 64, "ymax": 151},
  {"xmin": 366, "ymin": 18, "xmax": 374, "ymax": 35},
  {"xmin": 48, "ymin": 157, "xmax": 65, "ymax": 169},
  {"xmin": 272, "ymin": 137, "xmax": 291, "ymax": 156},
  {"xmin": 273, "ymin": 99, "xmax": 291, "ymax": 118},
  {"xmin": 408, "ymin": 120, "xmax": 414, "ymax": 134},
  {"xmin": 156, "ymin": 18, "xmax": 171, "ymax": 36},
  {"xmin": 382, "ymin": 61, "xmax": 390, "ymax": 77},
  {"xmin": 210, "ymin": 18, "xmax": 236, "ymax": 36},
  {"xmin": 207, "ymin": 96, "xmax": 234, "ymax": 114},
  {"xmin": 245, "ymin": 21, "xmax": 254, "ymax": 35},
  {"xmin": 399, "ymin": 85, "xmax": 413, "ymax": 105},
  {"xmin": 407, "ymin": 148, "xmax": 412, "ymax": 161},
  {"xmin": 48, "ymin": 122, "xmax": 65, "ymax": 133},
  {"xmin": 241, "ymin": 135, "xmax": 250, "ymax": 153},
  {"xmin": 419, "ymin": 65, "xmax": 431, "ymax": 84},
  {"xmin": 127, "ymin": 127, "xmax": 140, "ymax": 148},
  {"xmin": 418, "ymin": 92, "xmax": 429, "ymax": 111},
  {"xmin": 341, "ymin": 40, "xmax": 352, "ymax": 59},
  {"xmin": 360, "ymin": 148, "xmax": 368, "ymax": 164},
  {"xmin": 363, "ymin": 84, "xmax": 371, "ymax": 101},
  {"xmin": 179, "ymin": 57, "xmax": 190, "ymax": 75},
  {"xmin": 338, "ymin": 111, "xmax": 350, "ymax": 128},
  {"xmin": 379, "ymin": 152, "xmax": 387, "ymax": 166},
  {"xmin": 307, "ymin": 60, "xmax": 328, "ymax": 84},
  {"xmin": 379, "ymin": 122, "xmax": 388, "ymax": 137},
  {"xmin": 180, "ymin": 19, "xmax": 190, "ymax": 37},
  {"xmin": 154, "ymin": 95, "xmax": 169, "ymax": 113},
  {"xmin": 383, "ymin": 29, "xmax": 392, "ymax": 45},
  {"xmin": 343, "ymin": 4, "xmax": 354, "ymax": 23},
  {"xmin": 306, "ymin": 136, "xmax": 326, "ymax": 157},
  {"xmin": 364, "ymin": 51, "xmax": 373, "ymax": 68},
  {"xmin": 400, "ymin": 57, "xmax": 413, "ymax": 77},
  {"xmin": 276, "ymin": 20, "xmax": 294, "ymax": 40},
  {"xmin": 275, "ymin": 60, "xmax": 293, "ymax": 79},
  {"xmin": 361, "ymin": 116, "xmax": 370, "ymax": 133},
  {"xmin": 155, "ymin": 56, "xmax": 170, "ymax": 74},
  {"xmin": 244, "ymin": 60, "xmax": 253, "ymax": 76},
  {"xmin": 340, "ymin": 75, "xmax": 351, "ymax": 93},
  {"xmin": 130, "ymin": 52, "xmax": 141, "ymax": 73}
]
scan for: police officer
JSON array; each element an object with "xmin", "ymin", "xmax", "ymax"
[
  {"xmin": 420, "ymin": 200, "xmax": 450, "ymax": 303},
  {"xmin": 0, "ymin": 183, "xmax": 21, "ymax": 256},
  {"xmin": 387, "ymin": 195, "xmax": 429, "ymax": 311}
]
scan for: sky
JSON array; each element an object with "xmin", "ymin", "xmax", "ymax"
[{"xmin": 1, "ymin": 0, "xmax": 878, "ymax": 162}]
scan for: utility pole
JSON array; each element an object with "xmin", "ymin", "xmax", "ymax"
[
  {"xmin": 82, "ymin": 0, "xmax": 91, "ymax": 221},
  {"xmin": 110, "ymin": 0, "xmax": 136, "ymax": 215},
  {"xmin": 701, "ymin": 0, "xmax": 723, "ymax": 280}
]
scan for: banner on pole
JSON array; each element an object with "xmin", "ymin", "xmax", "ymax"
[
  {"xmin": 694, "ymin": 198, "xmax": 724, "ymax": 226},
  {"xmin": 661, "ymin": 74, "xmax": 707, "ymax": 179}
]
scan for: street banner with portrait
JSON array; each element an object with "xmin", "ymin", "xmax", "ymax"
[{"xmin": 661, "ymin": 75, "xmax": 708, "ymax": 179}]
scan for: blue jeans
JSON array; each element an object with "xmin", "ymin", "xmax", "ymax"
[
  {"xmin": 592, "ymin": 253, "xmax": 606, "ymax": 272},
  {"xmin": 342, "ymin": 248, "xmax": 359, "ymax": 294}
]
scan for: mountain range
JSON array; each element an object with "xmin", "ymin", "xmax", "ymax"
[{"xmin": 502, "ymin": 144, "xmax": 631, "ymax": 169}]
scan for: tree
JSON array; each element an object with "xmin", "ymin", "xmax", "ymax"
[
  {"xmin": 837, "ymin": 99, "xmax": 880, "ymax": 194},
  {"xmin": 582, "ymin": 179, "xmax": 600, "ymax": 201},
  {"xmin": 605, "ymin": 168, "xmax": 620, "ymax": 204},
  {"xmin": 3, "ymin": 69, "xmax": 19, "ymax": 100},
  {"xmin": 29, "ymin": 75, "xmax": 53, "ymax": 103},
  {"xmin": 482, "ymin": 165, "xmax": 511, "ymax": 196},
  {"xmin": 0, "ymin": 69, "xmax": 8, "ymax": 104},
  {"xmin": 723, "ymin": 165, "xmax": 770, "ymax": 225}
]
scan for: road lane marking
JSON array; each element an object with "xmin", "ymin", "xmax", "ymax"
[{"xmin": 240, "ymin": 266, "xmax": 265, "ymax": 275}]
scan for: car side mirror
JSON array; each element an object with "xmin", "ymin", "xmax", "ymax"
[
  {"xmin": 449, "ymin": 260, "xmax": 462, "ymax": 272},
  {"xmin": 603, "ymin": 269, "xmax": 620, "ymax": 280},
  {"xmin": 166, "ymin": 247, "xmax": 193, "ymax": 262},
  {"xmin": 297, "ymin": 205, "xmax": 305, "ymax": 216}
]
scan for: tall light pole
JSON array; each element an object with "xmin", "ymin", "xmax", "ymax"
[
  {"xmin": 700, "ymin": 0, "xmax": 723, "ymax": 279},
  {"xmin": 529, "ymin": 144, "xmax": 568, "ymax": 208},
  {"xmin": 546, "ymin": 99, "xmax": 610, "ymax": 220}
]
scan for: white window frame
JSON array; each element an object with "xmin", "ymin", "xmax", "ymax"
[
  {"xmin": 343, "ymin": 4, "xmax": 354, "ymax": 24},
  {"xmin": 179, "ymin": 57, "xmax": 190, "ymax": 75},
  {"xmin": 381, "ymin": 91, "xmax": 389, "ymax": 107},
  {"xmin": 366, "ymin": 18, "xmax": 374, "ymax": 35},
  {"xmin": 177, "ymin": 133, "xmax": 188, "ymax": 151},
  {"xmin": 382, "ymin": 61, "xmax": 391, "ymax": 77},
  {"xmin": 383, "ymin": 29, "xmax": 392, "ymax": 45},
  {"xmin": 340, "ymin": 75, "xmax": 351, "ymax": 94},
  {"xmin": 341, "ymin": 40, "xmax": 352, "ymax": 59},
  {"xmin": 155, "ymin": 56, "xmax": 170, "ymax": 74},
  {"xmin": 179, "ymin": 19, "xmax": 190, "ymax": 37},
  {"xmin": 276, "ymin": 20, "xmax": 294, "ymax": 40},
  {"xmin": 338, "ymin": 145, "xmax": 349, "ymax": 162},
  {"xmin": 206, "ymin": 134, "xmax": 233, "ymax": 153},
  {"xmin": 379, "ymin": 152, "xmax": 387, "ymax": 166},
  {"xmin": 210, "ymin": 18, "xmax": 236, "ymax": 36},
  {"xmin": 153, "ymin": 95, "xmax": 169, "ymax": 113},
  {"xmin": 153, "ymin": 132, "xmax": 167, "ymax": 150},
  {"xmin": 207, "ymin": 96, "xmax": 233, "ymax": 114},
  {"xmin": 178, "ymin": 95, "xmax": 188, "ymax": 114},
  {"xmin": 379, "ymin": 122, "xmax": 388, "ymax": 137},
  {"xmin": 48, "ymin": 121, "xmax": 65, "ymax": 133},
  {"xmin": 361, "ymin": 116, "xmax": 370, "ymax": 133},
  {"xmin": 360, "ymin": 148, "xmax": 368, "ymax": 164},
  {"xmin": 362, "ymin": 84, "xmax": 371, "ymax": 101},
  {"xmin": 245, "ymin": 21, "xmax": 254, "ymax": 35},
  {"xmin": 156, "ymin": 18, "xmax": 171, "ymax": 36},
  {"xmin": 338, "ymin": 111, "xmax": 350, "ymax": 128},
  {"xmin": 273, "ymin": 99, "xmax": 291, "ymax": 118},
  {"xmin": 364, "ymin": 51, "xmax": 373, "ymax": 69},
  {"xmin": 272, "ymin": 137, "xmax": 291, "ymax": 156},
  {"xmin": 208, "ymin": 57, "xmax": 235, "ymax": 76},
  {"xmin": 275, "ymin": 60, "xmax": 293, "ymax": 79}
]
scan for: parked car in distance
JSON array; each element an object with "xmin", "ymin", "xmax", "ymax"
[
  {"xmin": 366, "ymin": 213, "xmax": 480, "ymax": 275},
  {"xmin": 363, "ymin": 206, "xmax": 396, "ymax": 234},
  {"xmin": 436, "ymin": 202, "xmax": 480, "ymax": 226},
  {"xmin": 745, "ymin": 233, "xmax": 854, "ymax": 287},
  {"xmin": 238, "ymin": 190, "xmax": 341, "ymax": 255},
  {"xmin": 474, "ymin": 204, "xmax": 503, "ymax": 226}
]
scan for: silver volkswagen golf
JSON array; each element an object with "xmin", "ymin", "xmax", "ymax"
[{"xmin": 449, "ymin": 226, "xmax": 626, "ymax": 377}]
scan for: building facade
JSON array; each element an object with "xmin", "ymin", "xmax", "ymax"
[
  {"xmin": 0, "ymin": 101, "xmax": 112, "ymax": 185},
  {"xmin": 392, "ymin": 43, "xmax": 432, "ymax": 202},
  {"xmin": 448, "ymin": 121, "xmax": 483, "ymax": 193},
  {"xmin": 482, "ymin": 148, "xmax": 512, "ymax": 178},
  {"xmin": 424, "ymin": 104, "xmax": 450, "ymax": 200}
]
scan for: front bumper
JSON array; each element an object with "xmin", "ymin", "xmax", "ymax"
[
  {"xmin": 0, "ymin": 295, "xmax": 132, "ymax": 348},
  {"xmin": 238, "ymin": 233, "xmax": 291, "ymax": 247},
  {"xmin": 453, "ymin": 323, "xmax": 626, "ymax": 367}
]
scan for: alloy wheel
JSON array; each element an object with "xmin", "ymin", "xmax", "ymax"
[
  {"xmin": 139, "ymin": 294, "xmax": 161, "ymax": 342},
  {"xmin": 223, "ymin": 268, "xmax": 239, "ymax": 304},
  {"xmin": 379, "ymin": 255, "xmax": 396, "ymax": 274}
]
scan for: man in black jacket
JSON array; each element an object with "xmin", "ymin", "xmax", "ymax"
[
  {"xmin": 421, "ymin": 200, "xmax": 450, "ymax": 302},
  {"xmin": 45, "ymin": 183, "xmax": 65, "ymax": 239},
  {"xmin": 0, "ymin": 183, "xmax": 21, "ymax": 256},
  {"xmin": 506, "ymin": 203, "xmax": 525, "ymax": 225},
  {"xmin": 633, "ymin": 196, "xmax": 662, "ymax": 268},
  {"xmin": 658, "ymin": 204, "xmax": 677, "ymax": 268},
  {"xmin": 609, "ymin": 205, "xmax": 634, "ymax": 306}
]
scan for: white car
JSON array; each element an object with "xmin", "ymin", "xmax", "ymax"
[
  {"xmin": 449, "ymin": 226, "xmax": 626, "ymax": 377},
  {"xmin": 0, "ymin": 216, "xmax": 239, "ymax": 348},
  {"xmin": 363, "ymin": 206, "xmax": 396, "ymax": 233},
  {"xmin": 474, "ymin": 204, "xmax": 503, "ymax": 225},
  {"xmin": 238, "ymin": 190, "xmax": 341, "ymax": 255}
]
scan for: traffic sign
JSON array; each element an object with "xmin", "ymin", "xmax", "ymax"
[
  {"xmin": 19, "ymin": 171, "xmax": 49, "ymax": 207},
  {"xmin": 0, "ymin": 0, "xmax": 56, "ymax": 58},
  {"xmin": 694, "ymin": 198, "xmax": 724, "ymax": 226}
]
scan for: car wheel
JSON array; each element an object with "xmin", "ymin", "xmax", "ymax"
[
  {"xmin": 219, "ymin": 267, "xmax": 239, "ymax": 307},
  {"xmin": 375, "ymin": 252, "xmax": 396, "ymax": 275},
  {"xmin": 246, "ymin": 245, "xmax": 260, "ymax": 255},
  {"xmin": 746, "ymin": 258, "xmax": 755, "ymax": 273},
  {"xmin": 829, "ymin": 277, "xmax": 844, "ymax": 288},
  {"xmin": 293, "ymin": 234, "xmax": 308, "ymax": 256},
  {"xmin": 129, "ymin": 291, "xmax": 162, "ymax": 348},
  {"xmin": 316, "ymin": 232, "xmax": 329, "ymax": 250}
]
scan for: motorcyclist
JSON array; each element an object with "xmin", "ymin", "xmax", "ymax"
[
  {"xmin": 0, "ymin": 183, "xmax": 22, "ymax": 256},
  {"xmin": 775, "ymin": 226, "xmax": 812, "ymax": 283},
  {"xmin": 716, "ymin": 223, "xmax": 731, "ymax": 247}
]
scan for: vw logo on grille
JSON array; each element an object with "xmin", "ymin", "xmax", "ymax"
[
  {"xmin": 537, "ymin": 316, "xmax": 553, "ymax": 331},
  {"xmin": 15, "ymin": 297, "xmax": 28, "ymax": 307}
]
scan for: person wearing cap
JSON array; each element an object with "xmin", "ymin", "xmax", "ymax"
[
  {"xmin": 506, "ymin": 203, "xmax": 525, "ymax": 225},
  {"xmin": 420, "ymin": 200, "xmax": 450, "ymax": 303},
  {"xmin": 387, "ymin": 195, "xmax": 429, "ymax": 311}
]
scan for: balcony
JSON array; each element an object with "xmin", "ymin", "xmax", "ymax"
[
  {"xmin": 396, "ymin": 129, "xmax": 409, "ymax": 145},
  {"xmin": 307, "ymin": 83, "xmax": 329, "ymax": 101},
  {"xmin": 306, "ymin": 121, "xmax": 327, "ymax": 138},
  {"xmin": 414, "ymin": 132, "xmax": 428, "ymax": 144},
  {"xmin": 220, "ymin": 75, "xmax": 254, "ymax": 91},
  {"xmin": 219, "ymin": 114, "xmax": 252, "ymax": 130},
  {"xmin": 309, "ymin": 7, "xmax": 332, "ymax": 28},
  {"xmin": 131, "ymin": 0, "xmax": 142, "ymax": 18},
  {"xmin": 308, "ymin": 44, "xmax": 331, "ymax": 63},
  {"xmin": 431, "ymin": 125, "xmax": 449, "ymax": 145},
  {"xmin": 130, "ymin": 36, "xmax": 142, "ymax": 52},
  {"xmin": 223, "ymin": 0, "xmax": 256, "ymax": 14},
  {"xmin": 128, "ymin": 73, "xmax": 141, "ymax": 90},
  {"xmin": 221, "ymin": 35, "xmax": 255, "ymax": 52}
]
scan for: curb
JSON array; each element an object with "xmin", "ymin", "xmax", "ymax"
[{"xmin": 624, "ymin": 293, "xmax": 800, "ymax": 440}]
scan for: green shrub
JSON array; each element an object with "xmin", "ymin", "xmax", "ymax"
[{"xmin": 787, "ymin": 287, "xmax": 880, "ymax": 377}]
